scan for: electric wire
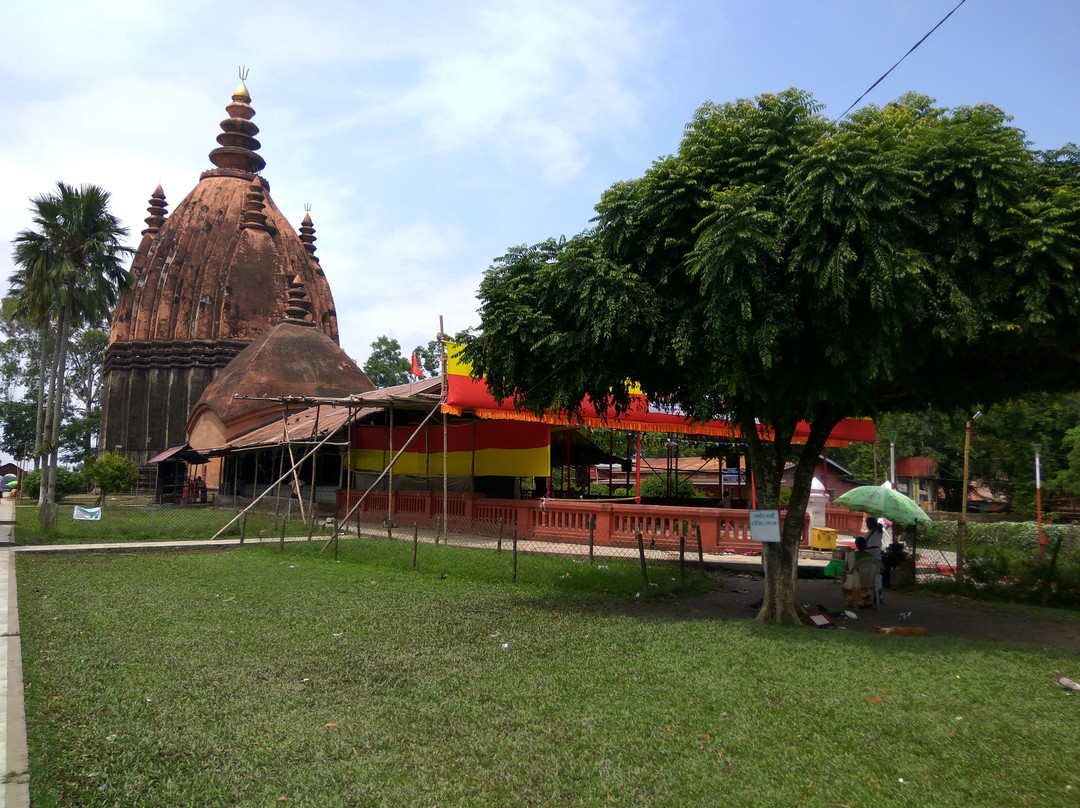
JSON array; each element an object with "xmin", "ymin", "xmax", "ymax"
[{"xmin": 498, "ymin": 1, "xmax": 971, "ymax": 414}]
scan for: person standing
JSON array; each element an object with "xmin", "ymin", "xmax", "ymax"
[{"xmin": 864, "ymin": 516, "xmax": 885, "ymax": 602}]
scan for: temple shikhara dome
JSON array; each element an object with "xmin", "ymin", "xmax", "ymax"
[{"xmin": 101, "ymin": 80, "xmax": 345, "ymax": 465}]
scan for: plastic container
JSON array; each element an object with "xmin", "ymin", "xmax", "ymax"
[{"xmin": 810, "ymin": 526, "xmax": 838, "ymax": 550}]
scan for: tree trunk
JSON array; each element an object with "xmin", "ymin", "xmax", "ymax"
[
  {"xmin": 38, "ymin": 323, "xmax": 58, "ymax": 508},
  {"xmin": 33, "ymin": 326, "xmax": 48, "ymax": 473},
  {"xmin": 40, "ymin": 300, "xmax": 70, "ymax": 532},
  {"xmin": 751, "ymin": 412, "xmax": 841, "ymax": 625}
]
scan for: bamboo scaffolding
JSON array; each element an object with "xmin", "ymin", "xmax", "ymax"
[{"xmin": 321, "ymin": 400, "xmax": 443, "ymax": 553}]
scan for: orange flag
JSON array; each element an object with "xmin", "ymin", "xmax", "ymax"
[{"xmin": 410, "ymin": 351, "xmax": 425, "ymax": 379}]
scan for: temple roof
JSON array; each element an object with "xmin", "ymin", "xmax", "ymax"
[
  {"xmin": 187, "ymin": 279, "xmax": 374, "ymax": 431},
  {"xmin": 109, "ymin": 82, "xmax": 339, "ymax": 346}
]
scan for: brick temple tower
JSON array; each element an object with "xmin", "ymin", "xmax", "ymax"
[{"xmin": 100, "ymin": 79, "xmax": 341, "ymax": 465}]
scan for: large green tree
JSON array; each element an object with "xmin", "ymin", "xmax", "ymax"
[
  {"xmin": 9, "ymin": 182, "xmax": 130, "ymax": 529},
  {"xmin": 467, "ymin": 90, "xmax": 1080, "ymax": 623},
  {"xmin": 362, "ymin": 336, "xmax": 411, "ymax": 387}
]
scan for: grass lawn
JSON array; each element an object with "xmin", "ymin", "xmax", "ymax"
[
  {"xmin": 14, "ymin": 500, "xmax": 320, "ymax": 545},
  {"xmin": 17, "ymin": 540, "xmax": 1080, "ymax": 807}
]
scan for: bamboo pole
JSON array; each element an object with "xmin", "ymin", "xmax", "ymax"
[
  {"xmin": 321, "ymin": 400, "xmax": 443, "ymax": 552},
  {"xmin": 343, "ymin": 404, "xmax": 353, "ymax": 539},
  {"xmin": 412, "ymin": 522, "xmax": 419, "ymax": 569},
  {"xmin": 512, "ymin": 526, "xmax": 518, "ymax": 582},
  {"xmin": 387, "ymin": 406, "xmax": 394, "ymax": 526},
  {"xmin": 440, "ymin": 316, "xmax": 448, "ymax": 544},
  {"xmin": 306, "ymin": 405, "xmax": 321, "ymax": 541},
  {"xmin": 497, "ymin": 516, "xmax": 504, "ymax": 553},
  {"xmin": 209, "ymin": 411, "xmax": 354, "ymax": 541},
  {"xmin": 232, "ymin": 453, "xmax": 240, "ymax": 513}
]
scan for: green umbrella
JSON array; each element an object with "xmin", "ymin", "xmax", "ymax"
[{"xmin": 834, "ymin": 484, "xmax": 930, "ymax": 525}]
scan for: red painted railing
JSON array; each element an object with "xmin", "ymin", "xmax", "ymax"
[{"xmin": 334, "ymin": 490, "xmax": 810, "ymax": 553}]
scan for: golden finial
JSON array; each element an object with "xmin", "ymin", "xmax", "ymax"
[{"xmin": 233, "ymin": 66, "xmax": 251, "ymax": 101}]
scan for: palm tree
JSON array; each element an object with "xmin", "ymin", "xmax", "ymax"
[{"xmin": 9, "ymin": 182, "xmax": 131, "ymax": 529}]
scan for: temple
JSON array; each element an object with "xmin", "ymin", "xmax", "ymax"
[{"xmin": 100, "ymin": 80, "xmax": 341, "ymax": 467}]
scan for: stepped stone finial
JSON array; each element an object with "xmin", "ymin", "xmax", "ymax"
[
  {"xmin": 241, "ymin": 178, "xmax": 269, "ymax": 230},
  {"xmin": 284, "ymin": 275, "xmax": 315, "ymax": 326},
  {"xmin": 299, "ymin": 208, "xmax": 319, "ymax": 261},
  {"xmin": 142, "ymin": 185, "xmax": 168, "ymax": 235},
  {"xmin": 208, "ymin": 73, "xmax": 266, "ymax": 174}
]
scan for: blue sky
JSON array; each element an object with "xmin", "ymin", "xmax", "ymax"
[{"xmin": 2, "ymin": 0, "xmax": 1078, "ymax": 369}]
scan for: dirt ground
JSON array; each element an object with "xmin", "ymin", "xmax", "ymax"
[{"xmin": 648, "ymin": 569, "xmax": 1080, "ymax": 649}]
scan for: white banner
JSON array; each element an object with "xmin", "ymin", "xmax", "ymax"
[{"xmin": 73, "ymin": 506, "xmax": 102, "ymax": 521}]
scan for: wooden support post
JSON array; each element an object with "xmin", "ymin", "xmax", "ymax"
[
  {"xmin": 679, "ymin": 532, "xmax": 686, "ymax": 589},
  {"xmin": 232, "ymin": 455, "xmax": 240, "ymax": 513},
  {"xmin": 434, "ymin": 516, "xmax": 441, "ymax": 546},
  {"xmin": 637, "ymin": 531, "xmax": 649, "ymax": 595},
  {"xmin": 512, "ymin": 526, "xmax": 518, "ymax": 582},
  {"xmin": 497, "ymin": 516, "xmax": 504, "ymax": 553},
  {"xmin": 588, "ymin": 514, "xmax": 596, "ymax": 562},
  {"xmin": 385, "ymin": 516, "xmax": 394, "ymax": 542},
  {"xmin": 240, "ymin": 512, "xmax": 247, "ymax": 545},
  {"xmin": 412, "ymin": 522, "xmax": 419, "ymax": 570}
]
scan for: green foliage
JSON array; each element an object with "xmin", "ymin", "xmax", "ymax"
[
  {"xmin": 84, "ymin": 452, "xmax": 139, "ymax": 498},
  {"xmin": 19, "ymin": 468, "xmax": 86, "ymax": 502},
  {"xmin": 0, "ymin": 398, "xmax": 36, "ymax": 459},
  {"xmin": 468, "ymin": 89, "xmax": 1080, "ymax": 619},
  {"xmin": 639, "ymin": 472, "xmax": 699, "ymax": 499},
  {"xmin": 362, "ymin": 335, "xmax": 410, "ymax": 387}
]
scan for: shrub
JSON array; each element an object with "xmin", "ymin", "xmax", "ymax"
[
  {"xmin": 19, "ymin": 468, "xmax": 87, "ymax": 502},
  {"xmin": 85, "ymin": 452, "xmax": 140, "ymax": 500}
]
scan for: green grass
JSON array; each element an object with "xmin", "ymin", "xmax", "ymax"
[
  {"xmin": 14, "ymin": 501, "xmax": 319, "ymax": 545},
  {"xmin": 17, "ymin": 540, "xmax": 1080, "ymax": 807}
]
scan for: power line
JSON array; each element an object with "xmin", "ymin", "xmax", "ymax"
[{"xmin": 837, "ymin": 0, "xmax": 969, "ymax": 121}]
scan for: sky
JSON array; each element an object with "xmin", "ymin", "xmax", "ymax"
[{"xmin": 2, "ymin": 0, "xmax": 1079, "ymax": 371}]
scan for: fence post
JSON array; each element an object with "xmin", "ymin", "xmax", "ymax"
[
  {"xmin": 497, "ymin": 516, "xmax": 504, "ymax": 552},
  {"xmin": 279, "ymin": 499, "xmax": 288, "ymax": 551},
  {"xmin": 695, "ymin": 521, "xmax": 705, "ymax": 576},
  {"xmin": 240, "ymin": 512, "xmax": 247, "ymax": 545},
  {"xmin": 412, "ymin": 522, "xmax": 419, "ymax": 570},
  {"xmin": 589, "ymin": 514, "xmax": 596, "ymax": 562},
  {"xmin": 637, "ymin": 531, "xmax": 649, "ymax": 595},
  {"xmin": 434, "ymin": 516, "xmax": 441, "ymax": 546},
  {"xmin": 512, "ymin": 526, "xmax": 518, "ymax": 582},
  {"xmin": 679, "ymin": 532, "xmax": 686, "ymax": 588},
  {"xmin": 385, "ymin": 516, "xmax": 394, "ymax": 542}
]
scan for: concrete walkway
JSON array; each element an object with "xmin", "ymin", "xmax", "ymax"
[{"xmin": 0, "ymin": 497, "xmax": 29, "ymax": 808}]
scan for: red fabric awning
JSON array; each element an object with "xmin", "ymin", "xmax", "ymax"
[{"xmin": 442, "ymin": 345, "xmax": 876, "ymax": 446}]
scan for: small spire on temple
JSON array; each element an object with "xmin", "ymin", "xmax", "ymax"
[
  {"xmin": 283, "ymin": 275, "xmax": 315, "ymax": 326},
  {"xmin": 142, "ymin": 185, "xmax": 168, "ymax": 235},
  {"xmin": 299, "ymin": 206, "xmax": 318, "ymax": 261},
  {"xmin": 241, "ymin": 178, "xmax": 269, "ymax": 230}
]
